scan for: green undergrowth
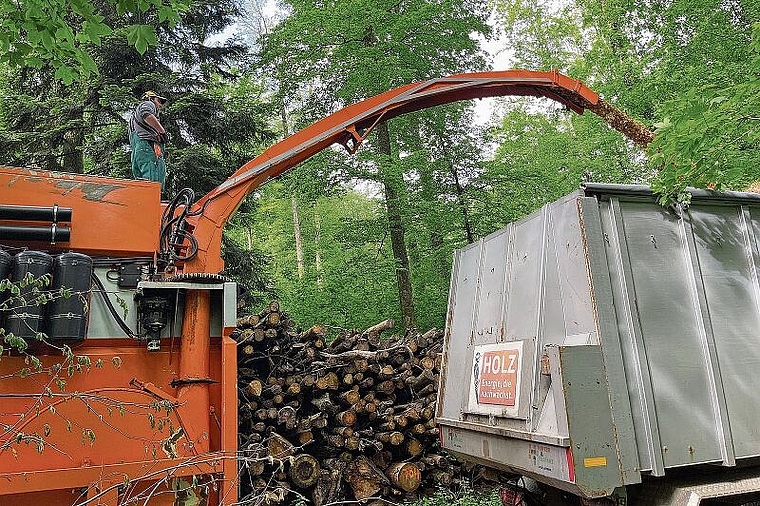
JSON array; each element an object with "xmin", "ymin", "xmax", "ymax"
[{"xmin": 408, "ymin": 485, "xmax": 501, "ymax": 506}]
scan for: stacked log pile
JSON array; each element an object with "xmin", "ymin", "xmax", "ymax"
[{"xmin": 235, "ymin": 301, "xmax": 465, "ymax": 505}]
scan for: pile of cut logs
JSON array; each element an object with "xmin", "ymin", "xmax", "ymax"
[{"xmin": 235, "ymin": 301, "xmax": 468, "ymax": 505}]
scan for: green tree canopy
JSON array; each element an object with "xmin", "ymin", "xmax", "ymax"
[
  {"xmin": 0, "ymin": 0, "xmax": 190, "ymax": 84},
  {"xmin": 0, "ymin": 0, "xmax": 275, "ymax": 196},
  {"xmin": 650, "ymin": 22, "xmax": 760, "ymax": 199},
  {"xmin": 256, "ymin": 0, "xmax": 492, "ymax": 329},
  {"xmin": 493, "ymin": 0, "xmax": 760, "ymax": 200}
]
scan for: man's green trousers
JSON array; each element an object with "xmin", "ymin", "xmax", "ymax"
[{"xmin": 130, "ymin": 131, "xmax": 166, "ymax": 189}]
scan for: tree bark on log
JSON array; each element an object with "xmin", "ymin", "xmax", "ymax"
[
  {"xmin": 385, "ymin": 461, "xmax": 422, "ymax": 492},
  {"xmin": 344, "ymin": 455, "xmax": 390, "ymax": 500}
]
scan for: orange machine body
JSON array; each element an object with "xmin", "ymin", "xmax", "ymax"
[
  {"xmin": 0, "ymin": 70, "xmax": 615, "ymax": 505},
  {"xmin": 0, "ymin": 167, "xmax": 162, "ymax": 257},
  {"xmin": 0, "ymin": 170, "xmax": 239, "ymax": 504}
]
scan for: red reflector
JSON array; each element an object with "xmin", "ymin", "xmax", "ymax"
[{"xmin": 500, "ymin": 485, "xmax": 525, "ymax": 506}]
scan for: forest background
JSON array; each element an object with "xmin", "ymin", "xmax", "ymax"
[{"xmin": 1, "ymin": 0, "xmax": 758, "ymax": 332}]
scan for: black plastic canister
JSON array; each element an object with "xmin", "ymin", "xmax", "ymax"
[
  {"xmin": 0, "ymin": 249, "xmax": 12, "ymax": 328},
  {"xmin": 46, "ymin": 252, "xmax": 93, "ymax": 341},
  {"xmin": 6, "ymin": 250, "xmax": 54, "ymax": 340},
  {"xmin": 0, "ymin": 250, "xmax": 12, "ymax": 281}
]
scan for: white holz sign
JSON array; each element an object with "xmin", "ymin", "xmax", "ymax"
[{"xmin": 468, "ymin": 341, "xmax": 524, "ymax": 417}]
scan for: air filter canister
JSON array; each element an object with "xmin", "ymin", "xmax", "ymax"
[
  {"xmin": 6, "ymin": 251, "xmax": 53, "ymax": 341},
  {"xmin": 46, "ymin": 252, "xmax": 93, "ymax": 341},
  {"xmin": 0, "ymin": 249, "xmax": 12, "ymax": 328}
]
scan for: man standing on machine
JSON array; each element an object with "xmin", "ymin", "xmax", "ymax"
[{"xmin": 129, "ymin": 91, "xmax": 168, "ymax": 190}]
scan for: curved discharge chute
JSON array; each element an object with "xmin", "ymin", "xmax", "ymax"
[{"xmin": 185, "ymin": 69, "xmax": 652, "ymax": 272}]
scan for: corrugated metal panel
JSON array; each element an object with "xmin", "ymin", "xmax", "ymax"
[
  {"xmin": 610, "ymin": 200, "xmax": 723, "ymax": 468},
  {"xmin": 547, "ymin": 194, "xmax": 597, "ymax": 342},
  {"xmin": 691, "ymin": 205, "xmax": 760, "ymax": 459},
  {"xmin": 438, "ymin": 241, "xmax": 481, "ymax": 421},
  {"xmin": 598, "ymin": 197, "xmax": 661, "ymax": 475},
  {"xmin": 475, "ymin": 228, "xmax": 510, "ymax": 341},
  {"xmin": 504, "ymin": 211, "xmax": 544, "ymax": 344}
]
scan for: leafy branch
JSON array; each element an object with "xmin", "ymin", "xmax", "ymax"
[
  {"xmin": 0, "ymin": 0, "xmax": 191, "ymax": 83},
  {"xmin": 0, "ymin": 273, "xmax": 179, "ymax": 459},
  {"xmin": 649, "ymin": 22, "xmax": 760, "ymax": 204}
]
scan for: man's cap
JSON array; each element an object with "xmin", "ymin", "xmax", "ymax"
[{"xmin": 141, "ymin": 91, "xmax": 167, "ymax": 103}]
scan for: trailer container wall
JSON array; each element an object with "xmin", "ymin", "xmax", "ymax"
[{"xmin": 437, "ymin": 184, "xmax": 760, "ymax": 500}]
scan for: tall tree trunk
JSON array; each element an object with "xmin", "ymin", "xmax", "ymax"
[
  {"xmin": 314, "ymin": 209, "xmax": 323, "ymax": 287},
  {"xmin": 292, "ymin": 196, "xmax": 305, "ymax": 279},
  {"xmin": 438, "ymin": 139, "xmax": 474, "ymax": 245},
  {"xmin": 61, "ymin": 129, "xmax": 84, "ymax": 173},
  {"xmin": 376, "ymin": 121, "xmax": 416, "ymax": 330},
  {"xmin": 281, "ymin": 97, "xmax": 305, "ymax": 280},
  {"xmin": 57, "ymin": 93, "xmax": 85, "ymax": 173},
  {"xmin": 280, "ymin": 99, "xmax": 290, "ymax": 137},
  {"xmin": 449, "ymin": 159, "xmax": 474, "ymax": 244}
]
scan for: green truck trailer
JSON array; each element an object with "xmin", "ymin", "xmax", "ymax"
[{"xmin": 437, "ymin": 184, "xmax": 760, "ymax": 505}]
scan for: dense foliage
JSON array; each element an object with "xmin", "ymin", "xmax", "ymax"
[
  {"xmin": 0, "ymin": 0, "xmax": 190, "ymax": 83},
  {"xmin": 495, "ymin": 0, "xmax": 760, "ymax": 201},
  {"xmin": 248, "ymin": 0, "xmax": 492, "ymax": 329},
  {"xmin": 409, "ymin": 485, "xmax": 501, "ymax": 506},
  {"xmin": 650, "ymin": 21, "xmax": 760, "ymax": 199}
]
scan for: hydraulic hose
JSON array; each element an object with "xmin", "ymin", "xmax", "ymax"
[{"xmin": 159, "ymin": 188, "xmax": 199, "ymax": 264}]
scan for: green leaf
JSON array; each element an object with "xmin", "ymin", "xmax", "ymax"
[
  {"xmin": 116, "ymin": 0, "xmax": 137, "ymax": 16},
  {"xmin": 40, "ymin": 30, "xmax": 54, "ymax": 51},
  {"xmin": 81, "ymin": 20, "xmax": 112, "ymax": 45},
  {"xmin": 53, "ymin": 65, "xmax": 76, "ymax": 85},
  {"xmin": 653, "ymin": 117, "xmax": 672, "ymax": 131},
  {"xmin": 127, "ymin": 24, "xmax": 156, "ymax": 55},
  {"xmin": 78, "ymin": 52, "xmax": 98, "ymax": 74},
  {"xmin": 55, "ymin": 26, "xmax": 74, "ymax": 43}
]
